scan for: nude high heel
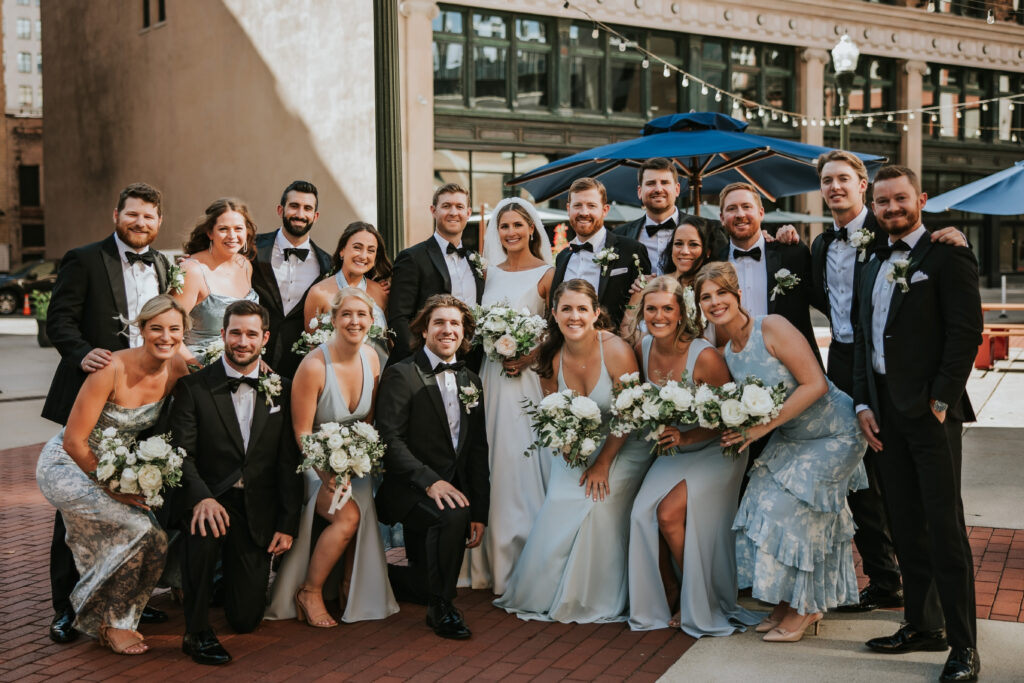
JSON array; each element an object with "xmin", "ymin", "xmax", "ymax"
[
  {"xmin": 755, "ymin": 616, "xmax": 782, "ymax": 633},
  {"xmin": 762, "ymin": 613, "xmax": 822, "ymax": 643},
  {"xmin": 294, "ymin": 588, "xmax": 338, "ymax": 628}
]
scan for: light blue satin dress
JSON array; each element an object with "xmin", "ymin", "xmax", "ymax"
[{"xmin": 184, "ymin": 264, "xmax": 258, "ymax": 362}]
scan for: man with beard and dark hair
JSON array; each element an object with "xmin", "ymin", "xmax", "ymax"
[
  {"xmin": 251, "ymin": 180, "xmax": 332, "ymax": 378},
  {"xmin": 41, "ymin": 182, "xmax": 173, "ymax": 644},
  {"xmin": 854, "ymin": 166, "xmax": 982, "ymax": 682}
]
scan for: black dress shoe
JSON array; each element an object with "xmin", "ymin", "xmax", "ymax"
[
  {"xmin": 940, "ymin": 647, "xmax": 980, "ymax": 682},
  {"xmin": 139, "ymin": 605, "xmax": 168, "ymax": 624},
  {"xmin": 836, "ymin": 584, "xmax": 904, "ymax": 612},
  {"xmin": 866, "ymin": 624, "xmax": 948, "ymax": 654},
  {"xmin": 182, "ymin": 630, "xmax": 232, "ymax": 665},
  {"xmin": 425, "ymin": 600, "xmax": 471, "ymax": 640},
  {"xmin": 48, "ymin": 609, "xmax": 79, "ymax": 644}
]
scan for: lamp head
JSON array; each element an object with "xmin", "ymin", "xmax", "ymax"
[{"xmin": 831, "ymin": 34, "xmax": 860, "ymax": 75}]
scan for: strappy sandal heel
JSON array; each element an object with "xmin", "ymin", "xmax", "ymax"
[
  {"xmin": 98, "ymin": 625, "xmax": 149, "ymax": 655},
  {"xmin": 294, "ymin": 587, "xmax": 338, "ymax": 628}
]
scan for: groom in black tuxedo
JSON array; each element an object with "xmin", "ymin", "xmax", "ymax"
[
  {"xmin": 376, "ymin": 294, "xmax": 489, "ymax": 639},
  {"xmin": 551, "ymin": 177, "xmax": 650, "ymax": 328},
  {"xmin": 251, "ymin": 180, "xmax": 332, "ymax": 379},
  {"xmin": 853, "ymin": 166, "xmax": 982, "ymax": 682},
  {"xmin": 387, "ymin": 183, "xmax": 485, "ymax": 367},
  {"xmin": 41, "ymin": 182, "xmax": 172, "ymax": 643},
  {"xmin": 171, "ymin": 300, "xmax": 302, "ymax": 665}
]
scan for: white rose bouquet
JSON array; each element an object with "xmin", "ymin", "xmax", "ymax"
[
  {"xmin": 522, "ymin": 389, "xmax": 603, "ymax": 469},
  {"xmin": 693, "ymin": 376, "xmax": 787, "ymax": 458},
  {"xmin": 609, "ymin": 372, "xmax": 698, "ymax": 455},
  {"xmin": 198, "ymin": 338, "xmax": 225, "ymax": 366},
  {"xmin": 298, "ymin": 420, "xmax": 385, "ymax": 514},
  {"xmin": 472, "ymin": 302, "xmax": 547, "ymax": 377},
  {"xmin": 91, "ymin": 429, "xmax": 185, "ymax": 508},
  {"xmin": 292, "ymin": 313, "xmax": 335, "ymax": 355}
]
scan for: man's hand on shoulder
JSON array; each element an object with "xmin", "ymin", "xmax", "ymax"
[
  {"xmin": 930, "ymin": 226, "xmax": 968, "ymax": 248},
  {"xmin": 765, "ymin": 224, "xmax": 800, "ymax": 245},
  {"xmin": 81, "ymin": 348, "xmax": 113, "ymax": 373}
]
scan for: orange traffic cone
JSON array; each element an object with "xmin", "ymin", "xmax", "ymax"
[{"xmin": 22, "ymin": 293, "xmax": 31, "ymax": 316}]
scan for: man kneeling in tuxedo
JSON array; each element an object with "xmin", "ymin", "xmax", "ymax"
[
  {"xmin": 376, "ymin": 294, "xmax": 490, "ymax": 639},
  {"xmin": 171, "ymin": 300, "xmax": 302, "ymax": 664}
]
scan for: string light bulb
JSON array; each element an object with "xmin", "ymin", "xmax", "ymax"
[
  {"xmin": 642, "ymin": 58, "xmax": 650, "ymax": 69},
  {"xmin": 592, "ymin": 27, "xmax": 600, "ymax": 40},
  {"xmin": 987, "ymin": 8, "xmax": 995, "ymax": 24},
  {"xmin": 801, "ymin": 118, "xmax": 808, "ymax": 126},
  {"xmin": 810, "ymin": 119, "xmax": 817, "ymax": 126},
  {"xmin": 781, "ymin": 114, "xmax": 789, "ymax": 123},
  {"xmin": 681, "ymin": 75, "xmax": 689, "ymax": 88},
  {"xmin": 903, "ymin": 123, "xmax": 909, "ymax": 131},
  {"xmin": 982, "ymin": 103, "xmax": 988, "ymax": 112},
  {"xmin": 926, "ymin": 1, "xmax": 935, "ymax": 11},
  {"xmin": 701, "ymin": 84, "xmax": 709, "ymax": 95},
  {"xmin": 887, "ymin": 114, "xmax": 894, "ymax": 122},
  {"xmin": 771, "ymin": 112, "xmax": 778, "ymax": 121},
  {"xmin": 1010, "ymin": 103, "xmax": 1016, "ymax": 111},
  {"xmin": 663, "ymin": 64, "xmax": 671, "ymax": 78},
  {"xmin": 931, "ymin": 113, "xmax": 938, "ymax": 122},
  {"xmin": 714, "ymin": 91, "xmax": 722, "ymax": 102},
  {"xmin": 733, "ymin": 99, "xmax": 740, "ymax": 110},
  {"xmin": 909, "ymin": 112, "xmax": 915, "ymax": 120},
  {"xmin": 866, "ymin": 117, "xmax": 873, "ymax": 128},
  {"xmin": 618, "ymin": 40, "xmax": 627, "ymax": 52},
  {"xmin": 956, "ymin": 110, "xmax": 962, "ymax": 119}
]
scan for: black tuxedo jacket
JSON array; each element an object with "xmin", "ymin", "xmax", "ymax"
[
  {"xmin": 250, "ymin": 230, "xmax": 332, "ymax": 379},
  {"xmin": 716, "ymin": 239, "xmax": 820, "ymax": 364},
  {"xmin": 386, "ymin": 235, "xmax": 485, "ymax": 364},
  {"xmin": 42, "ymin": 235, "xmax": 170, "ymax": 425},
  {"xmin": 550, "ymin": 232, "xmax": 651, "ymax": 329},
  {"xmin": 169, "ymin": 361, "xmax": 303, "ymax": 547},
  {"xmin": 853, "ymin": 238, "xmax": 982, "ymax": 422},
  {"xmin": 375, "ymin": 349, "xmax": 490, "ymax": 526}
]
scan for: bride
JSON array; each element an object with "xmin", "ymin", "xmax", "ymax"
[{"xmin": 460, "ymin": 198, "xmax": 554, "ymax": 595}]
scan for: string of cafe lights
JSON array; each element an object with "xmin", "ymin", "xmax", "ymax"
[{"xmin": 560, "ymin": 0, "xmax": 1024, "ymax": 140}]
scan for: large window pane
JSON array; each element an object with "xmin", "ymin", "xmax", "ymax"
[
  {"xmin": 731, "ymin": 44, "xmax": 758, "ymax": 67},
  {"xmin": 939, "ymin": 91, "xmax": 960, "ymax": 137},
  {"xmin": 568, "ymin": 23, "xmax": 601, "ymax": 50},
  {"xmin": 517, "ymin": 50, "xmax": 548, "ymax": 108},
  {"xmin": 570, "ymin": 57, "xmax": 602, "ymax": 110},
  {"xmin": 611, "ymin": 61, "xmax": 642, "ymax": 115},
  {"xmin": 473, "ymin": 14, "xmax": 506, "ymax": 39},
  {"xmin": 731, "ymin": 71, "xmax": 758, "ymax": 103},
  {"xmin": 474, "ymin": 46, "xmax": 507, "ymax": 107},
  {"xmin": 433, "ymin": 10, "xmax": 463, "ymax": 34},
  {"xmin": 765, "ymin": 74, "xmax": 787, "ymax": 109},
  {"xmin": 651, "ymin": 73, "xmax": 678, "ymax": 116},
  {"xmin": 650, "ymin": 35, "xmax": 677, "ymax": 57},
  {"xmin": 516, "ymin": 19, "xmax": 546, "ymax": 44},
  {"xmin": 433, "ymin": 42, "xmax": 464, "ymax": 103},
  {"xmin": 702, "ymin": 40, "xmax": 724, "ymax": 64}
]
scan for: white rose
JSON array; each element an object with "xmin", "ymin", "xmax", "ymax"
[
  {"xmin": 114, "ymin": 445, "xmax": 128, "ymax": 457},
  {"xmin": 694, "ymin": 384, "xmax": 716, "ymax": 405},
  {"xmin": 146, "ymin": 493, "xmax": 164, "ymax": 508},
  {"xmin": 327, "ymin": 434, "xmax": 345, "ymax": 450},
  {"xmin": 328, "ymin": 450, "xmax": 349, "ymax": 473},
  {"xmin": 776, "ymin": 268, "xmax": 791, "ymax": 278},
  {"xmin": 741, "ymin": 384, "xmax": 776, "ymax": 417},
  {"xmin": 119, "ymin": 468, "xmax": 139, "ymax": 494},
  {"xmin": 484, "ymin": 318, "xmax": 507, "ymax": 333},
  {"xmin": 493, "ymin": 334, "xmax": 518, "ymax": 358},
  {"xmin": 320, "ymin": 422, "xmax": 341, "ymax": 435},
  {"xmin": 579, "ymin": 438, "xmax": 597, "ymax": 456},
  {"xmin": 351, "ymin": 422, "xmax": 378, "ymax": 442},
  {"xmin": 102, "ymin": 427, "xmax": 117, "ymax": 438},
  {"xmin": 619, "ymin": 372, "xmax": 640, "ymax": 384},
  {"xmin": 309, "ymin": 316, "xmax": 319, "ymax": 330},
  {"xmin": 96, "ymin": 462, "xmax": 117, "ymax": 481},
  {"xmin": 540, "ymin": 392, "xmax": 569, "ymax": 411},
  {"xmin": 137, "ymin": 436, "xmax": 172, "ymax": 462},
  {"xmin": 350, "ymin": 454, "xmax": 372, "ymax": 477},
  {"xmin": 660, "ymin": 384, "xmax": 693, "ymax": 410},
  {"xmin": 124, "ymin": 452, "xmax": 137, "ymax": 466},
  {"xmin": 641, "ymin": 398, "xmax": 660, "ymax": 419},
  {"xmin": 136, "ymin": 464, "xmax": 163, "ymax": 492},
  {"xmin": 614, "ymin": 392, "xmax": 635, "ymax": 412},
  {"xmin": 721, "ymin": 382, "xmax": 738, "ymax": 394},
  {"xmin": 720, "ymin": 399, "xmax": 747, "ymax": 427},
  {"xmin": 569, "ymin": 396, "xmax": 601, "ymax": 421}
]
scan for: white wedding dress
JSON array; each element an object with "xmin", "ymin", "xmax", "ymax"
[{"xmin": 460, "ymin": 264, "xmax": 552, "ymax": 594}]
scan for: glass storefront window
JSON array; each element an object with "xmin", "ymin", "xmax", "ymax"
[
  {"xmin": 433, "ymin": 10, "xmax": 463, "ymax": 34},
  {"xmin": 474, "ymin": 46, "xmax": 507, "ymax": 108},
  {"xmin": 515, "ymin": 19, "xmax": 546, "ymax": 44},
  {"xmin": 517, "ymin": 50, "xmax": 548, "ymax": 108},
  {"xmin": 433, "ymin": 42, "xmax": 464, "ymax": 104},
  {"xmin": 611, "ymin": 61, "xmax": 643, "ymax": 115},
  {"xmin": 570, "ymin": 56, "xmax": 602, "ymax": 111},
  {"xmin": 473, "ymin": 14, "xmax": 506, "ymax": 39}
]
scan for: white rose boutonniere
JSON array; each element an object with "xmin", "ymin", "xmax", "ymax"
[
  {"xmin": 593, "ymin": 247, "xmax": 619, "ymax": 275},
  {"xmin": 458, "ymin": 384, "xmax": 481, "ymax": 414},
  {"xmin": 258, "ymin": 372, "xmax": 283, "ymax": 407},
  {"xmin": 886, "ymin": 257, "xmax": 912, "ymax": 293},
  {"xmin": 166, "ymin": 263, "xmax": 186, "ymax": 295},
  {"xmin": 632, "ymin": 253, "xmax": 649, "ymax": 288},
  {"xmin": 769, "ymin": 268, "xmax": 801, "ymax": 301},
  {"xmin": 467, "ymin": 251, "xmax": 487, "ymax": 279},
  {"xmin": 849, "ymin": 227, "xmax": 874, "ymax": 262}
]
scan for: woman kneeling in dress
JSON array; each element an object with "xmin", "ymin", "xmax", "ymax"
[
  {"xmin": 266, "ymin": 287, "xmax": 398, "ymax": 626},
  {"xmin": 36, "ymin": 295, "xmax": 190, "ymax": 654},
  {"xmin": 695, "ymin": 263, "xmax": 867, "ymax": 642}
]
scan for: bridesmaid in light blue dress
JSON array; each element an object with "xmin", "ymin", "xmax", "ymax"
[
  {"xmin": 695, "ymin": 262, "xmax": 867, "ymax": 643},
  {"xmin": 495, "ymin": 280, "xmax": 653, "ymax": 623},
  {"xmin": 625, "ymin": 277, "xmax": 760, "ymax": 637}
]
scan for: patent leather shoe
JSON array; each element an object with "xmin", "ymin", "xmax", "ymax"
[
  {"xmin": 48, "ymin": 609, "xmax": 79, "ymax": 644},
  {"xmin": 139, "ymin": 605, "xmax": 168, "ymax": 624},
  {"xmin": 182, "ymin": 630, "xmax": 232, "ymax": 665},
  {"xmin": 426, "ymin": 600, "xmax": 471, "ymax": 640},
  {"xmin": 865, "ymin": 624, "xmax": 947, "ymax": 654},
  {"xmin": 836, "ymin": 584, "xmax": 904, "ymax": 612},
  {"xmin": 940, "ymin": 647, "xmax": 980, "ymax": 682}
]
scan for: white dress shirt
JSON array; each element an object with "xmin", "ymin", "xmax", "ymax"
[
  {"xmin": 113, "ymin": 232, "xmax": 160, "ymax": 348},
  {"xmin": 423, "ymin": 346, "xmax": 461, "ymax": 449},
  {"xmin": 639, "ymin": 209, "xmax": 679, "ymax": 275},
  {"xmin": 222, "ymin": 357, "xmax": 259, "ymax": 488},
  {"xmin": 565, "ymin": 227, "xmax": 607, "ymax": 293},
  {"xmin": 433, "ymin": 232, "xmax": 476, "ymax": 306},
  {"xmin": 729, "ymin": 232, "xmax": 768, "ymax": 318},
  {"xmin": 826, "ymin": 206, "xmax": 868, "ymax": 344},
  {"xmin": 869, "ymin": 225, "xmax": 927, "ymax": 375},
  {"xmin": 271, "ymin": 229, "xmax": 320, "ymax": 315}
]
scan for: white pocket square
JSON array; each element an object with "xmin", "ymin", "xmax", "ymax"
[
  {"xmin": 910, "ymin": 271, "xmax": 929, "ymax": 284},
  {"xmin": 269, "ymin": 405, "xmax": 281, "ymax": 414},
  {"xmin": 608, "ymin": 267, "xmax": 629, "ymax": 277}
]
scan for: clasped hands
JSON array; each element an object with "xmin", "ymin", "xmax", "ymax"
[{"xmin": 426, "ymin": 480, "xmax": 485, "ymax": 548}]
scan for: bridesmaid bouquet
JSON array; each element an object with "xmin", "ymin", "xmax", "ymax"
[
  {"xmin": 694, "ymin": 376, "xmax": 788, "ymax": 458},
  {"xmin": 91, "ymin": 429, "xmax": 185, "ymax": 508},
  {"xmin": 198, "ymin": 338, "xmax": 225, "ymax": 366},
  {"xmin": 292, "ymin": 313, "xmax": 392, "ymax": 355},
  {"xmin": 472, "ymin": 302, "xmax": 547, "ymax": 377},
  {"xmin": 521, "ymin": 390, "xmax": 602, "ymax": 469},
  {"xmin": 297, "ymin": 421, "xmax": 385, "ymax": 514},
  {"xmin": 609, "ymin": 372, "xmax": 698, "ymax": 455}
]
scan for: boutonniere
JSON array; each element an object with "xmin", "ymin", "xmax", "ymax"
[
  {"xmin": 593, "ymin": 247, "xmax": 619, "ymax": 275},
  {"xmin": 458, "ymin": 384, "xmax": 481, "ymax": 414},
  {"xmin": 886, "ymin": 257, "xmax": 912, "ymax": 293},
  {"xmin": 849, "ymin": 227, "xmax": 874, "ymax": 262},
  {"xmin": 633, "ymin": 253, "xmax": 649, "ymax": 288},
  {"xmin": 769, "ymin": 268, "xmax": 801, "ymax": 301},
  {"xmin": 258, "ymin": 372, "xmax": 283, "ymax": 407},
  {"xmin": 166, "ymin": 263, "xmax": 185, "ymax": 295},
  {"xmin": 367, "ymin": 324, "xmax": 394, "ymax": 344},
  {"xmin": 467, "ymin": 251, "xmax": 487, "ymax": 279}
]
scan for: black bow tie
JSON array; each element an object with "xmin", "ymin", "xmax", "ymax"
[
  {"xmin": 645, "ymin": 218, "xmax": 676, "ymax": 237},
  {"xmin": 284, "ymin": 247, "xmax": 309, "ymax": 261},
  {"xmin": 831, "ymin": 227, "xmax": 849, "ymax": 242},
  {"xmin": 226, "ymin": 376, "xmax": 259, "ymax": 393},
  {"xmin": 446, "ymin": 243, "xmax": 468, "ymax": 259},
  {"xmin": 125, "ymin": 250, "xmax": 156, "ymax": 267},
  {"xmin": 732, "ymin": 246, "xmax": 762, "ymax": 261},
  {"xmin": 873, "ymin": 240, "xmax": 911, "ymax": 261},
  {"xmin": 431, "ymin": 360, "xmax": 465, "ymax": 375},
  {"xmin": 569, "ymin": 241, "xmax": 594, "ymax": 254}
]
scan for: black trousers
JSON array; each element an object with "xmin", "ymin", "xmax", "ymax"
[
  {"xmin": 874, "ymin": 374, "xmax": 976, "ymax": 648},
  {"xmin": 49, "ymin": 511, "xmax": 80, "ymax": 613},
  {"xmin": 827, "ymin": 341, "xmax": 901, "ymax": 593},
  {"xmin": 388, "ymin": 496, "xmax": 470, "ymax": 605},
  {"xmin": 182, "ymin": 489, "xmax": 271, "ymax": 634}
]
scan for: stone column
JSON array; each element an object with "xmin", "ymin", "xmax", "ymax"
[
  {"xmin": 899, "ymin": 60, "xmax": 927, "ymax": 176},
  {"xmin": 375, "ymin": 0, "xmax": 405, "ymax": 255},
  {"xmin": 398, "ymin": 0, "xmax": 439, "ymax": 249},
  {"xmin": 796, "ymin": 48, "xmax": 829, "ymax": 239}
]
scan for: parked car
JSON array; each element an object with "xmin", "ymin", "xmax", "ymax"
[{"xmin": 0, "ymin": 259, "xmax": 58, "ymax": 315}]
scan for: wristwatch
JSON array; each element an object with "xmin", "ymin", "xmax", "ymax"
[{"xmin": 932, "ymin": 399, "xmax": 949, "ymax": 413}]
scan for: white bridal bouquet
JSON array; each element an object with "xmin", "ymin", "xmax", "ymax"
[
  {"xmin": 609, "ymin": 372, "xmax": 699, "ymax": 455},
  {"xmin": 522, "ymin": 389, "xmax": 603, "ymax": 469},
  {"xmin": 91, "ymin": 429, "xmax": 185, "ymax": 508},
  {"xmin": 694, "ymin": 376, "xmax": 788, "ymax": 458},
  {"xmin": 297, "ymin": 421, "xmax": 385, "ymax": 514},
  {"xmin": 472, "ymin": 302, "xmax": 547, "ymax": 377}
]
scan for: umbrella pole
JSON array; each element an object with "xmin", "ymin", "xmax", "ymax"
[{"xmin": 693, "ymin": 176, "xmax": 703, "ymax": 217}]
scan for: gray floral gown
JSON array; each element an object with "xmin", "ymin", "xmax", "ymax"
[{"xmin": 36, "ymin": 400, "xmax": 168, "ymax": 636}]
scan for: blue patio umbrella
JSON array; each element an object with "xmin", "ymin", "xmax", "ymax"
[
  {"xmin": 508, "ymin": 113, "xmax": 886, "ymax": 215},
  {"xmin": 922, "ymin": 160, "xmax": 1024, "ymax": 215}
]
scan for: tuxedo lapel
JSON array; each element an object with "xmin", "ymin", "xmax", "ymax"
[
  {"xmin": 100, "ymin": 237, "xmax": 129, "ymax": 320},
  {"xmin": 255, "ymin": 234, "xmax": 285, "ymax": 313},
  {"xmin": 552, "ymin": 249, "xmax": 570, "ymax": 291},
  {"xmin": 153, "ymin": 251, "xmax": 169, "ymax": 293},
  {"xmin": 597, "ymin": 233, "xmax": 616, "ymax": 302},
  {"xmin": 204, "ymin": 364, "xmax": 246, "ymax": 457},
  {"xmin": 860, "ymin": 256, "xmax": 883, "ymax": 334},
  {"xmin": 886, "ymin": 237, "xmax": 933, "ymax": 330},
  {"xmin": 246, "ymin": 390, "xmax": 270, "ymax": 458},
  {"xmin": 311, "ymin": 240, "xmax": 332, "ymax": 278},
  {"xmin": 765, "ymin": 242, "xmax": 783, "ymax": 314},
  {"xmin": 414, "ymin": 350, "xmax": 452, "ymax": 442},
  {"xmin": 455, "ymin": 369, "xmax": 471, "ymax": 455},
  {"xmin": 473, "ymin": 267, "xmax": 485, "ymax": 304},
  {"xmin": 425, "ymin": 238, "xmax": 453, "ymax": 294}
]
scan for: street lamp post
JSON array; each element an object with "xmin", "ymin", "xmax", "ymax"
[{"xmin": 831, "ymin": 34, "xmax": 860, "ymax": 151}]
